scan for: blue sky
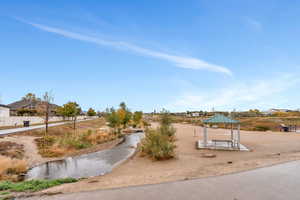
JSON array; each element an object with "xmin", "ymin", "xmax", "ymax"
[{"xmin": 1, "ymin": 0, "xmax": 300, "ymax": 112}]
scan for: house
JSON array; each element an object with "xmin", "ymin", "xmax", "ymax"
[
  {"xmin": 0, "ymin": 104, "xmax": 10, "ymax": 117},
  {"xmin": 264, "ymin": 109, "xmax": 293, "ymax": 115},
  {"xmin": 186, "ymin": 112, "xmax": 201, "ymax": 117},
  {"xmin": 8, "ymin": 99, "xmax": 59, "ymax": 116}
]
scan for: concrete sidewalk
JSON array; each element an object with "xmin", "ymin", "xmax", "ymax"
[
  {"xmin": 27, "ymin": 160, "xmax": 300, "ymax": 200},
  {"xmin": 0, "ymin": 122, "xmax": 68, "ymax": 135}
]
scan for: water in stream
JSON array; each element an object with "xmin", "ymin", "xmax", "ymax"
[{"xmin": 25, "ymin": 132, "xmax": 144, "ymax": 180}]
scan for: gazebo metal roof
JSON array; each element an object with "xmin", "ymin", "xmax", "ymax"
[{"xmin": 203, "ymin": 114, "xmax": 240, "ymax": 124}]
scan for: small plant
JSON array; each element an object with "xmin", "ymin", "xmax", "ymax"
[
  {"xmin": 140, "ymin": 110, "xmax": 176, "ymax": 160},
  {"xmin": 0, "ymin": 178, "xmax": 77, "ymax": 192},
  {"xmin": 140, "ymin": 128, "xmax": 176, "ymax": 160}
]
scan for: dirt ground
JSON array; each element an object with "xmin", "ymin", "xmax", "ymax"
[
  {"xmin": 0, "ymin": 119, "xmax": 121, "ymax": 168},
  {"xmin": 0, "ymin": 136, "xmax": 51, "ymax": 167},
  {"xmin": 40, "ymin": 123, "xmax": 300, "ymax": 194}
]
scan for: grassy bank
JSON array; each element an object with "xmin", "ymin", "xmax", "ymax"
[
  {"xmin": 0, "ymin": 178, "xmax": 77, "ymax": 192},
  {"xmin": 24, "ymin": 119, "xmax": 121, "ymax": 157}
]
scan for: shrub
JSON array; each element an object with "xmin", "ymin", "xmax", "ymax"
[
  {"xmin": 159, "ymin": 124, "xmax": 176, "ymax": 139},
  {"xmin": 140, "ymin": 129, "xmax": 176, "ymax": 160},
  {"xmin": 141, "ymin": 111, "xmax": 176, "ymax": 160},
  {"xmin": 253, "ymin": 125, "xmax": 271, "ymax": 131},
  {"xmin": 0, "ymin": 156, "xmax": 27, "ymax": 180}
]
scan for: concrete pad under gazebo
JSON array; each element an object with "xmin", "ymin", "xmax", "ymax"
[{"xmin": 197, "ymin": 114, "xmax": 249, "ymax": 151}]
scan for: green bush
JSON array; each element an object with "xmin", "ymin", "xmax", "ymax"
[
  {"xmin": 159, "ymin": 125, "xmax": 176, "ymax": 138},
  {"xmin": 141, "ymin": 129, "xmax": 176, "ymax": 160},
  {"xmin": 253, "ymin": 125, "xmax": 271, "ymax": 131},
  {"xmin": 141, "ymin": 111, "xmax": 177, "ymax": 161},
  {"xmin": 0, "ymin": 178, "xmax": 77, "ymax": 192}
]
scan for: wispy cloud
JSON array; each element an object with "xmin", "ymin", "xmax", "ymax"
[
  {"xmin": 245, "ymin": 17, "xmax": 263, "ymax": 31},
  {"xmin": 166, "ymin": 74, "xmax": 300, "ymax": 111},
  {"xmin": 17, "ymin": 19, "xmax": 232, "ymax": 75}
]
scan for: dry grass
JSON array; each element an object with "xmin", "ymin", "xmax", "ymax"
[
  {"xmin": 163, "ymin": 115, "xmax": 300, "ymax": 132},
  {"xmin": 28, "ymin": 118, "xmax": 120, "ymax": 157},
  {"xmin": 239, "ymin": 117, "xmax": 300, "ymax": 131},
  {"xmin": 23, "ymin": 118, "xmax": 105, "ymax": 137},
  {"xmin": 0, "ymin": 141, "xmax": 24, "ymax": 159},
  {"xmin": 0, "ymin": 156, "xmax": 27, "ymax": 181}
]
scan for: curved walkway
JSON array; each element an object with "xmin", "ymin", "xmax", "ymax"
[{"xmin": 28, "ymin": 160, "xmax": 300, "ymax": 200}]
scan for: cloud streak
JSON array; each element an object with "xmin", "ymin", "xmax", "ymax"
[
  {"xmin": 19, "ymin": 19, "xmax": 232, "ymax": 75},
  {"xmin": 167, "ymin": 74, "xmax": 300, "ymax": 111}
]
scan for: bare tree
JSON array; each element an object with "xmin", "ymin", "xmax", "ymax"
[{"xmin": 42, "ymin": 91, "xmax": 54, "ymax": 134}]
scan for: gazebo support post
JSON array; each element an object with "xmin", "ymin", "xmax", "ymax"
[
  {"xmin": 237, "ymin": 124, "xmax": 240, "ymax": 149},
  {"xmin": 203, "ymin": 125, "xmax": 208, "ymax": 147},
  {"xmin": 230, "ymin": 123, "xmax": 233, "ymax": 147}
]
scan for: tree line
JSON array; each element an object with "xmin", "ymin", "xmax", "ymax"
[{"xmin": 104, "ymin": 102, "xmax": 143, "ymax": 134}]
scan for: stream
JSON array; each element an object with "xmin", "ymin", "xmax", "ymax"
[{"xmin": 25, "ymin": 132, "xmax": 144, "ymax": 180}]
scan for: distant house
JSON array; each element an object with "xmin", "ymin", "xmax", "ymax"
[
  {"xmin": 0, "ymin": 104, "xmax": 10, "ymax": 117},
  {"xmin": 8, "ymin": 99, "xmax": 59, "ymax": 116},
  {"xmin": 266, "ymin": 109, "xmax": 293, "ymax": 115},
  {"xmin": 186, "ymin": 112, "xmax": 201, "ymax": 117}
]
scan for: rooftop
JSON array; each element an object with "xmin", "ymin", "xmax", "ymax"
[
  {"xmin": 203, "ymin": 114, "xmax": 240, "ymax": 124},
  {"xmin": 0, "ymin": 104, "xmax": 10, "ymax": 108}
]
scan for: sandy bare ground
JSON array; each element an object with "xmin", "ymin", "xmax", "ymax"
[
  {"xmin": 0, "ymin": 136, "xmax": 48, "ymax": 167},
  {"xmin": 37, "ymin": 123, "xmax": 300, "ymax": 195}
]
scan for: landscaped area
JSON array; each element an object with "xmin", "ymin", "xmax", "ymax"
[
  {"xmin": 36, "ymin": 121, "xmax": 300, "ymax": 195},
  {"xmin": 0, "ymin": 108, "xmax": 300, "ymax": 199}
]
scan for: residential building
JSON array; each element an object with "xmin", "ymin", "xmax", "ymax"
[
  {"xmin": 8, "ymin": 99, "xmax": 59, "ymax": 116},
  {"xmin": 0, "ymin": 104, "xmax": 10, "ymax": 117}
]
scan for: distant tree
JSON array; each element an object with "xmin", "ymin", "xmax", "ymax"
[
  {"xmin": 87, "ymin": 108, "xmax": 97, "ymax": 116},
  {"xmin": 117, "ymin": 102, "xmax": 132, "ymax": 128},
  {"xmin": 133, "ymin": 111, "xmax": 143, "ymax": 127},
  {"xmin": 17, "ymin": 108, "xmax": 37, "ymax": 116},
  {"xmin": 96, "ymin": 111, "xmax": 103, "ymax": 117},
  {"xmin": 105, "ymin": 107, "xmax": 121, "ymax": 133},
  {"xmin": 22, "ymin": 93, "xmax": 37, "ymax": 101},
  {"xmin": 59, "ymin": 102, "xmax": 81, "ymax": 130}
]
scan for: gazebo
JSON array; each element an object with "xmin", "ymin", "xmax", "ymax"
[{"xmin": 198, "ymin": 114, "xmax": 248, "ymax": 151}]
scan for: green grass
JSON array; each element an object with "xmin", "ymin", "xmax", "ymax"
[
  {"xmin": 0, "ymin": 178, "xmax": 77, "ymax": 192},
  {"xmin": 0, "ymin": 197, "xmax": 13, "ymax": 200},
  {"xmin": 0, "ymin": 192, "xmax": 10, "ymax": 195}
]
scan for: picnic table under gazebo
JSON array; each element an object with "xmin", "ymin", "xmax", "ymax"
[{"xmin": 197, "ymin": 114, "xmax": 249, "ymax": 151}]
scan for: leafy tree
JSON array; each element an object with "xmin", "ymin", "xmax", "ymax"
[
  {"xmin": 87, "ymin": 108, "xmax": 97, "ymax": 116},
  {"xmin": 17, "ymin": 108, "xmax": 37, "ymax": 116},
  {"xmin": 133, "ymin": 111, "xmax": 143, "ymax": 127},
  {"xmin": 22, "ymin": 93, "xmax": 37, "ymax": 101},
  {"xmin": 117, "ymin": 102, "xmax": 132, "ymax": 128},
  {"xmin": 58, "ymin": 102, "xmax": 81, "ymax": 129},
  {"xmin": 105, "ymin": 107, "xmax": 121, "ymax": 133}
]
